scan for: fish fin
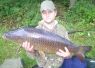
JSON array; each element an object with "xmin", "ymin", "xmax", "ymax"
[
  {"xmin": 75, "ymin": 46, "xmax": 92, "ymax": 62},
  {"xmin": 79, "ymin": 46, "xmax": 92, "ymax": 54},
  {"xmin": 16, "ymin": 45, "xmax": 22, "ymax": 54},
  {"xmin": 75, "ymin": 52, "xmax": 85, "ymax": 62},
  {"xmin": 38, "ymin": 51, "xmax": 45, "ymax": 59}
]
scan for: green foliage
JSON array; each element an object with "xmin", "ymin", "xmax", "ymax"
[
  {"xmin": 53, "ymin": 0, "xmax": 70, "ymax": 7},
  {"xmin": 64, "ymin": 0, "xmax": 95, "ymax": 23},
  {"xmin": 0, "ymin": 0, "xmax": 42, "ymax": 26}
]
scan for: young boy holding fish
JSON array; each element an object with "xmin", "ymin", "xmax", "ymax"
[{"xmin": 22, "ymin": 0, "xmax": 86, "ymax": 68}]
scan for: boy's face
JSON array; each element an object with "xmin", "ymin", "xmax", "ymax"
[{"xmin": 41, "ymin": 9, "xmax": 57, "ymax": 24}]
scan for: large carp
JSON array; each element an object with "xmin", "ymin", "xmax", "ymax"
[{"xmin": 2, "ymin": 27, "xmax": 92, "ymax": 62}]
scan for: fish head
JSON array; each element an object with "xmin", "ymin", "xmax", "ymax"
[{"xmin": 2, "ymin": 28, "xmax": 25, "ymax": 44}]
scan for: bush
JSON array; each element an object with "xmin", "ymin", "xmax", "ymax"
[
  {"xmin": 0, "ymin": 0, "xmax": 42, "ymax": 27},
  {"xmin": 64, "ymin": 0, "xmax": 95, "ymax": 23}
]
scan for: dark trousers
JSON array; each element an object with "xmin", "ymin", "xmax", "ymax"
[{"xmin": 60, "ymin": 56, "xmax": 87, "ymax": 68}]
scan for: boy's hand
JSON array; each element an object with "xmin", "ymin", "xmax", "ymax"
[
  {"xmin": 21, "ymin": 41, "xmax": 34, "ymax": 52},
  {"xmin": 56, "ymin": 47, "xmax": 71, "ymax": 58}
]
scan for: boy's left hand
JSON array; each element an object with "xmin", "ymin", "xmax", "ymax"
[{"xmin": 56, "ymin": 47, "xmax": 71, "ymax": 58}]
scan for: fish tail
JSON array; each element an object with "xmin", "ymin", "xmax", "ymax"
[{"xmin": 75, "ymin": 46, "xmax": 92, "ymax": 62}]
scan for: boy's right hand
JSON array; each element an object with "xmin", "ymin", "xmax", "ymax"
[{"xmin": 21, "ymin": 41, "xmax": 34, "ymax": 52}]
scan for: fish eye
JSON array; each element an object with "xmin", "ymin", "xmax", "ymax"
[{"xmin": 6, "ymin": 33, "xmax": 10, "ymax": 37}]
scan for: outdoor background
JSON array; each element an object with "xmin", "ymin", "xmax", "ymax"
[{"xmin": 0, "ymin": 0, "xmax": 95, "ymax": 68}]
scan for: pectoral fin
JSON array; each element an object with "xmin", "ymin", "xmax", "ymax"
[{"xmin": 38, "ymin": 51, "xmax": 45, "ymax": 59}]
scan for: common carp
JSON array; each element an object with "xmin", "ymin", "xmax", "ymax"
[{"xmin": 2, "ymin": 27, "xmax": 92, "ymax": 62}]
